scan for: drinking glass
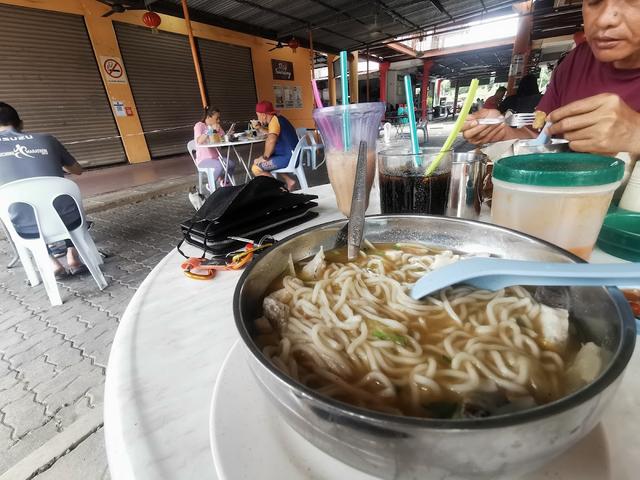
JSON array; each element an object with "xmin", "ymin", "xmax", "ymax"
[
  {"xmin": 313, "ymin": 103, "xmax": 385, "ymax": 217},
  {"xmin": 377, "ymin": 147, "xmax": 453, "ymax": 215}
]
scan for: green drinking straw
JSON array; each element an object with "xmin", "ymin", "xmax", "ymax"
[
  {"xmin": 403, "ymin": 74, "xmax": 421, "ymax": 166},
  {"xmin": 339, "ymin": 51, "xmax": 350, "ymax": 151},
  {"xmin": 425, "ymin": 78, "xmax": 480, "ymax": 175}
]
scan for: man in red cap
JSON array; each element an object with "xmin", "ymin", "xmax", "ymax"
[{"xmin": 251, "ymin": 100, "xmax": 300, "ymax": 190}]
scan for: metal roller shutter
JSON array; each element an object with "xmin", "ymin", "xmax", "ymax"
[
  {"xmin": 198, "ymin": 38, "xmax": 258, "ymax": 129},
  {"xmin": 0, "ymin": 4, "xmax": 126, "ymax": 167},
  {"xmin": 114, "ymin": 22, "xmax": 202, "ymax": 158}
]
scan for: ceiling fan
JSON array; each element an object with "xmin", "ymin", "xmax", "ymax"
[
  {"xmin": 97, "ymin": 0, "xmax": 160, "ymax": 18},
  {"xmin": 267, "ymin": 39, "xmax": 286, "ymax": 52},
  {"xmin": 266, "ymin": 37, "xmax": 300, "ymax": 53}
]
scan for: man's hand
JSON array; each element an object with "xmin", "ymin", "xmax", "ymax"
[
  {"xmin": 549, "ymin": 93, "xmax": 640, "ymax": 155},
  {"xmin": 461, "ymin": 109, "xmax": 533, "ymax": 145}
]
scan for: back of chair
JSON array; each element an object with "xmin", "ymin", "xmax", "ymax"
[
  {"xmin": 295, "ymin": 127, "xmax": 308, "ymax": 140},
  {"xmin": 0, "ymin": 176, "xmax": 85, "ymax": 241},
  {"xmin": 186, "ymin": 140, "xmax": 197, "ymax": 164},
  {"xmin": 290, "ymin": 136, "xmax": 307, "ymax": 168}
]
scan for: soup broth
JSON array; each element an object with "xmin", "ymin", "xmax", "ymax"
[{"xmin": 254, "ymin": 242, "xmax": 602, "ymax": 419}]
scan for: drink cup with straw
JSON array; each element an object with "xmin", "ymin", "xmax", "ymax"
[
  {"xmin": 377, "ymin": 75, "xmax": 455, "ymax": 215},
  {"xmin": 312, "ymin": 51, "xmax": 385, "ymax": 217}
]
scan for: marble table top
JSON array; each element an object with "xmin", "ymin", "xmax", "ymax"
[{"xmin": 104, "ymin": 183, "xmax": 637, "ymax": 480}]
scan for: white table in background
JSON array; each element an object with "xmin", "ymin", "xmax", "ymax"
[
  {"xmin": 104, "ymin": 184, "xmax": 638, "ymax": 480},
  {"xmin": 196, "ymin": 136, "xmax": 266, "ymax": 184}
]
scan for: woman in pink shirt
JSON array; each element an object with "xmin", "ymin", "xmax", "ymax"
[
  {"xmin": 462, "ymin": 0, "xmax": 640, "ymax": 156},
  {"xmin": 194, "ymin": 107, "xmax": 235, "ymax": 187}
]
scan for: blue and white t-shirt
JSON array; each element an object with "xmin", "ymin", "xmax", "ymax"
[{"xmin": 0, "ymin": 128, "xmax": 80, "ymax": 236}]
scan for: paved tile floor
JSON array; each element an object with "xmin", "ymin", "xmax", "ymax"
[{"xmin": 0, "ymin": 122, "xmax": 460, "ymax": 479}]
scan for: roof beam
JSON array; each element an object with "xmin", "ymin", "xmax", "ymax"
[
  {"xmin": 353, "ymin": 0, "xmax": 518, "ymax": 49},
  {"xmin": 420, "ymin": 37, "xmax": 515, "ymax": 60},
  {"xmin": 429, "ymin": 0, "xmax": 454, "ymax": 21},
  {"xmin": 229, "ymin": 0, "xmax": 363, "ymax": 46},
  {"xmin": 373, "ymin": 0, "xmax": 421, "ymax": 30}
]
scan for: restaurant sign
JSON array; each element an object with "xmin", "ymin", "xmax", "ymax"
[{"xmin": 271, "ymin": 59, "xmax": 294, "ymax": 81}]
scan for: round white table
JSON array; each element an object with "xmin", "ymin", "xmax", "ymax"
[
  {"xmin": 104, "ymin": 184, "xmax": 639, "ymax": 480},
  {"xmin": 196, "ymin": 136, "xmax": 266, "ymax": 183}
]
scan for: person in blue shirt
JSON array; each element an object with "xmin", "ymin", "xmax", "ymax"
[{"xmin": 251, "ymin": 101, "xmax": 299, "ymax": 190}]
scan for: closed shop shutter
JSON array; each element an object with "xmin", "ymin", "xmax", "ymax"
[
  {"xmin": 0, "ymin": 4, "xmax": 126, "ymax": 167},
  {"xmin": 114, "ymin": 22, "xmax": 202, "ymax": 158},
  {"xmin": 198, "ymin": 38, "xmax": 258, "ymax": 130}
]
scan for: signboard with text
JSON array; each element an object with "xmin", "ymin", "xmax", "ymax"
[{"xmin": 271, "ymin": 59, "xmax": 294, "ymax": 81}]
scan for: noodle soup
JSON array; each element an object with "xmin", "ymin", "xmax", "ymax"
[{"xmin": 255, "ymin": 242, "xmax": 604, "ymax": 419}]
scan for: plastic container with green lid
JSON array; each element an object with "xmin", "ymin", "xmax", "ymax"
[
  {"xmin": 597, "ymin": 210, "xmax": 640, "ymax": 261},
  {"xmin": 491, "ymin": 153, "xmax": 624, "ymax": 259}
]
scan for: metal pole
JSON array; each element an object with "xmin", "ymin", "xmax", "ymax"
[
  {"xmin": 309, "ymin": 28, "xmax": 315, "ymax": 78},
  {"xmin": 181, "ymin": 0, "xmax": 208, "ymax": 108},
  {"xmin": 366, "ymin": 47, "xmax": 370, "ymax": 102}
]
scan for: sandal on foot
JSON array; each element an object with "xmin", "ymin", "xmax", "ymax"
[{"xmin": 69, "ymin": 264, "xmax": 88, "ymax": 275}]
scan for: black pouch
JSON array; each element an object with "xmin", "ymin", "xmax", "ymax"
[{"xmin": 178, "ymin": 176, "xmax": 318, "ymax": 257}]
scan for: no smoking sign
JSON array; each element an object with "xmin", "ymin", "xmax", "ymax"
[{"xmin": 100, "ymin": 56, "xmax": 128, "ymax": 84}]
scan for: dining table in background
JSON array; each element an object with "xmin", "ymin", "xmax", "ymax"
[
  {"xmin": 104, "ymin": 183, "xmax": 638, "ymax": 480},
  {"xmin": 196, "ymin": 135, "xmax": 266, "ymax": 184}
]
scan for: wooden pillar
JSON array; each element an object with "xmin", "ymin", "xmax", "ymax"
[
  {"xmin": 379, "ymin": 61, "xmax": 390, "ymax": 104},
  {"xmin": 327, "ymin": 54, "xmax": 337, "ymax": 106},
  {"xmin": 421, "ymin": 60, "xmax": 433, "ymax": 120},
  {"xmin": 82, "ymin": 0, "xmax": 150, "ymax": 163},
  {"xmin": 181, "ymin": 0, "xmax": 208, "ymax": 108},
  {"xmin": 507, "ymin": 0, "xmax": 533, "ymax": 94},
  {"xmin": 348, "ymin": 51, "xmax": 359, "ymax": 103}
]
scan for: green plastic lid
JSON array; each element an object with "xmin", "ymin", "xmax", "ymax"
[
  {"xmin": 493, "ymin": 153, "xmax": 624, "ymax": 187},
  {"xmin": 597, "ymin": 210, "xmax": 640, "ymax": 262}
]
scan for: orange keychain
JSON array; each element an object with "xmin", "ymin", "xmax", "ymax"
[{"xmin": 180, "ymin": 240, "xmax": 273, "ymax": 280}]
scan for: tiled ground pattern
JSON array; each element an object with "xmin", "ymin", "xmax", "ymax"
[{"xmin": 0, "ymin": 192, "xmax": 194, "ymax": 477}]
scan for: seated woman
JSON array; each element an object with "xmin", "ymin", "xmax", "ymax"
[{"xmin": 193, "ymin": 107, "xmax": 235, "ymax": 187}]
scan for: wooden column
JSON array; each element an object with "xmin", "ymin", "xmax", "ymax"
[
  {"xmin": 421, "ymin": 60, "xmax": 433, "ymax": 120},
  {"xmin": 507, "ymin": 0, "xmax": 533, "ymax": 94},
  {"xmin": 327, "ymin": 54, "xmax": 337, "ymax": 106},
  {"xmin": 348, "ymin": 51, "xmax": 359, "ymax": 103},
  {"xmin": 379, "ymin": 61, "xmax": 390, "ymax": 104},
  {"xmin": 181, "ymin": 0, "xmax": 208, "ymax": 108}
]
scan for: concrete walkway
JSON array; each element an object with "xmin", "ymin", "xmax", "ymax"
[
  {"xmin": 0, "ymin": 124, "xmax": 461, "ymax": 479},
  {"xmin": 0, "ymin": 154, "xmax": 330, "ymax": 479}
]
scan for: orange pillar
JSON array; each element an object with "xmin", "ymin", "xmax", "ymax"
[
  {"xmin": 379, "ymin": 61, "xmax": 390, "ymax": 103},
  {"xmin": 421, "ymin": 60, "xmax": 433, "ymax": 120},
  {"xmin": 181, "ymin": 0, "xmax": 208, "ymax": 108},
  {"xmin": 327, "ymin": 54, "xmax": 337, "ymax": 106},
  {"xmin": 507, "ymin": 0, "xmax": 533, "ymax": 94}
]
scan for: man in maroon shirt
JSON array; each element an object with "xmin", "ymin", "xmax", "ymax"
[{"xmin": 462, "ymin": 0, "xmax": 640, "ymax": 155}]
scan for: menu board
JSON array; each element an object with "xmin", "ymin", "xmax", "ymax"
[
  {"xmin": 271, "ymin": 59, "xmax": 294, "ymax": 80},
  {"xmin": 273, "ymin": 85, "xmax": 303, "ymax": 109}
]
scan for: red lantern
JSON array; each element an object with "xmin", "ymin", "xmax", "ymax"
[
  {"xmin": 142, "ymin": 11, "xmax": 161, "ymax": 32},
  {"xmin": 287, "ymin": 37, "xmax": 300, "ymax": 53}
]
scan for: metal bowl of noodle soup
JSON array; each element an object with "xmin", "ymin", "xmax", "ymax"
[{"xmin": 233, "ymin": 215, "xmax": 635, "ymax": 480}]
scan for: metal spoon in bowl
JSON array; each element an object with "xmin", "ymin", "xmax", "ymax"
[{"xmin": 410, "ymin": 257, "xmax": 640, "ymax": 300}]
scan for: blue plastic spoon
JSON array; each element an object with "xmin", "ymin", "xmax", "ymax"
[
  {"xmin": 528, "ymin": 120, "xmax": 553, "ymax": 146},
  {"xmin": 410, "ymin": 257, "xmax": 640, "ymax": 300}
]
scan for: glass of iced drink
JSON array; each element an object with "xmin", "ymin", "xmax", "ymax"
[
  {"xmin": 377, "ymin": 148, "xmax": 453, "ymax": 215},
  {"xmin": 313, "ymin": 103, "xmax": 385, "ymax": 217}
]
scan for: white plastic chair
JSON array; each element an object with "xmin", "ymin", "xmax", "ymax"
[
  {"xmin": 187, "ymin": 140, "xmax": 217, "ymax": 195},
  {"xmin": 271, "ymin": 137, "xmax": 308, "ymax": 191},
  {"xmin": 296, "ymin": 128, "xmax": 324, "ymax": 170},
  {"xmin": 0, "ymin": 177, "xmax": 107, "ymax": 306}
]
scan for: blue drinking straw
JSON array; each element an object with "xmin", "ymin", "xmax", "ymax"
[
  {"xmin": 403, "ymin": 74, "xmax": 420, "ymax": 166},
  {"xmin": 339, "ymin": 51, "xmax": 351, "ymax": 151}
]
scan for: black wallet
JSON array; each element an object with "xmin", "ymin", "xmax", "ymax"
[{"xmin": 179, "ymin": 176, "xmax": 318, "ymax": 256}]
